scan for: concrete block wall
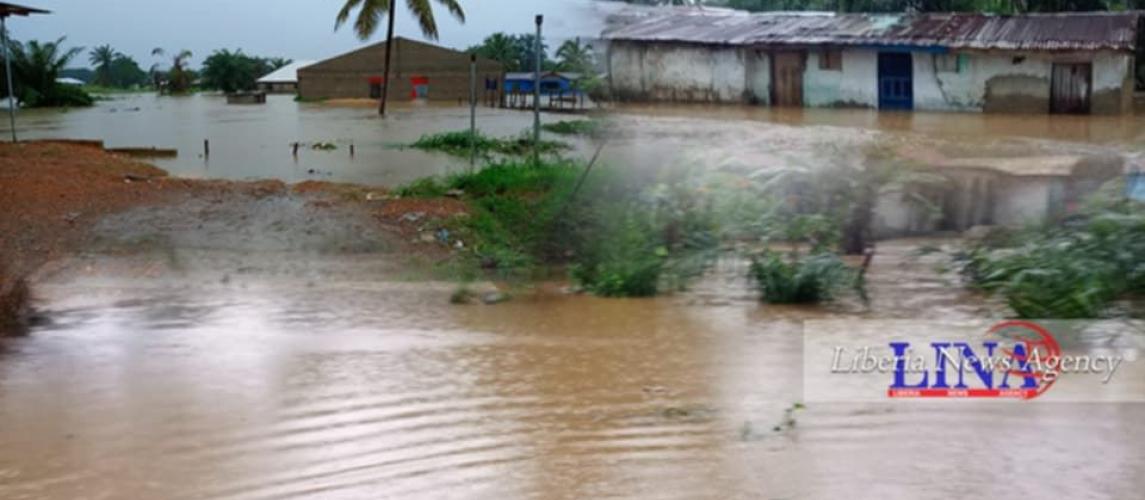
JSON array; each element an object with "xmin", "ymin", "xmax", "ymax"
[{"xmin": 299, "ymin": 37, "xmax": 503, "ymax": 101}]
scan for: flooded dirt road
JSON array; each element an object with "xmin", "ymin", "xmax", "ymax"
[{"xmin": 3, "ymin": 103, "xmax": 1145, "ymax": 498}]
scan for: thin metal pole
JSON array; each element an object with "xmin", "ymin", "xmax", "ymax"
[
  {"xmin": 469, "ymin": 53, "xmax": 476, "ymax": 171},
  {"xmin": 533, "ymin": 15, "xmax": 542, "ymax": 164},
  {"xmin": 2, "ymin": 16, "xmax": 17, "ymax": 142}
]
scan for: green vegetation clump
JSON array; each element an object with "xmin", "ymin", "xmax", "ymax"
[
  {"xmin": 200, "ymin": 49, "xmax": 292, "ymax": 93},
  {"xmin": 749, "ymin": 251, "xmax": 851, "ymax": 304},
  {"xmin": 409, "ymin": 130, "xmax": 569, "ymax": 158},
  {"xmin": 542, "ymin": 120, "xmax": 601, "ymax": 136},
  {"xmin": 397, "ymin": 159, "xmax": 719, "ymax": 295},
  {"xmin": 6, "ymin": 37, "xmax": 95, "ymax": 107},
  {"xmin": 955, "ymin": 203, "xmax": 1145, "ymax": 319}
]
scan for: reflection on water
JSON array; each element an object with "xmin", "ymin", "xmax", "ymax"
[{"xmin": 2, "ymin": 241, "xmax": 1143, "ymax": 499}]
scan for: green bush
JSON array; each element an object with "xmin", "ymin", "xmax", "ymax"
[
  {"xmin": 749, "ymin": 251, "xmax": 851, "ymax": 304},
  {"xmin": 408, "ymin": 130, "xmax": 569, "ymax": 158},
  {"xmin": 395, "ymin": 156, "xmax": 725, "ymax": 296}
]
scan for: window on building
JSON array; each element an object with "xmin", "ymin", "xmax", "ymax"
[
  {"xmin": 819, "ymin": 50, "xmax": 842, "ymax": 71},
  {"xmin": 934, "ymin": 53, "xmax": 960, "ymax": 73}
]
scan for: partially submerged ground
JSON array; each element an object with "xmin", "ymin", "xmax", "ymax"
[{"xmin": 0, "ymin": 143, "xmax": 474, "ymax": 332}]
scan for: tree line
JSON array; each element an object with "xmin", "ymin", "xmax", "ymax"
[
  {"xmin": 467, "ymin": 33, "xmax": 596, "ymax": 75},
  {"xmin": 0, "ymin": 36, "xmax": 294, "ymax": 108}
]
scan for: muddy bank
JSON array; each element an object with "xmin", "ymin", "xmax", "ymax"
[{"xmin": 0, "ymin": 142, "xmax": 473, "ymax": 290}]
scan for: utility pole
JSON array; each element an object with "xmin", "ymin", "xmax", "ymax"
[
  {"xmin": 533, "ymin": 14, "xmax": 543, "ymax": 164},
  {"xmin": 469, "ymin": 53, "xmax": 477, "ymax": 171},
  {"xmin": 2, "ymin": 15, "xmax": 16, "ymax": 142}
]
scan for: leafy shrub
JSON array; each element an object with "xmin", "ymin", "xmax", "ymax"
[
  {"xmin": 749, "ymin": 251, "xmax": 851, "ymax": 304},
  {"xmin": 955, "ymin": 204, "xmax": 1145, "ymax": 319},
  {"xmin": 570, "ymin": 210, "xmax": 666, "ymax": 297}
]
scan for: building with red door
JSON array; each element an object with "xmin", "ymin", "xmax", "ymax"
[{"xmin": 298, "ymin": 37, "xmax": 503, "ymax": 102}]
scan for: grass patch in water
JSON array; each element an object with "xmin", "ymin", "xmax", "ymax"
[
  {"xmin": 396, "ymin": 159, "xmax": 720, "ymax": 295},
  {"xmin": 541, "ymin": 120, "xmax": 601, "ymax": 136},
  {"xmin": 408, "ymin": 130, "xmax": 569, "ymax": 158}
]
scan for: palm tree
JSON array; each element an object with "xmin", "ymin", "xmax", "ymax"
[
  {"xmin": 169, "ymin": 50, "xmax": 194, "ymax": 93},
  {"xmin": 555, "ymin": 38, "xmax": 593, "ymax": 74},
  {"xmin": 334, "ymin": 0, "xmax": 466, "ymax": 116},
  {"xmin": 151, "ymin": 48, "xmax": 193, "ymax": 94},
  {"xmin": 8, "ymin": 37, "xmax": 83, "ymax": 102},
  {"xmin": 150, "ymin": 48, "xmax": 166, "ymax": 90},
  {"xmin": 89, "ymin": 44, "xmax": 118, "ymax": 86},
  {"xmin": 471, "ymin": 33, "xmax": 519, "ymax": 71}
]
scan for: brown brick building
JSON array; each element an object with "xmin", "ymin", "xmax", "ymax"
[{"xmin": 298, "ymin": 37, "xmax": 503, "ymax": 102}]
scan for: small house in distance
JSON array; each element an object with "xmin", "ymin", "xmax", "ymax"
[
  {"xmin": 298, "ymin": 37, "xmax": 503, "ymax": 102},
  {"xmin": 257, "ymin": 61, "xmax": 314, "ymax": 94},
  {"xmin": 603, "ymin": 11, "xmax": 1144, "ymax": 114},
  {"xmin": 503, "ymin": 72, "xmax": 586, "ymax": 109}
]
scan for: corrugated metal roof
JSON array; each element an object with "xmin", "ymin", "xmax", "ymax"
[{"xmin": 603, "ymin": 11, "xmax": 1142, "ymax": 51}]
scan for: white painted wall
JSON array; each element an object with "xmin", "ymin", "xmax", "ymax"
[
  {"xmin": 803, "ymin": 49, "xmax": 878, "ymax": 108},
  {"xmin": 608, "ymin": 42, "xmax": 746, "ymax": 103},
  {"xmin": 609, "ymin": 41, "xmax": 1132, "ymax": 113},
  {"xmin": 911, "ymin": 50, "xmax": 1132, "ymax": 112},
  {"xmin": 746, "ymin": 50, "xmax": 770, "ymax": 105},
  {"xmin": 711, "ymin": 48, "xmax": 747, "ymax": 102}
]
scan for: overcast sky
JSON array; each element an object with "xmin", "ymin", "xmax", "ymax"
[{"xmin": 8, "ymin": 0, "xmax": 618, "ymax": 68}]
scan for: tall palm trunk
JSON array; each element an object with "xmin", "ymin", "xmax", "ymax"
[{"xmin": 379, "ymin": 0, "xmax": 397, "ymax": 116}]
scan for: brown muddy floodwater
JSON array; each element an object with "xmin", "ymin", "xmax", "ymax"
[{"xmin": 2, "ymin": 99, "xmax": 1145, "ymax": 499}]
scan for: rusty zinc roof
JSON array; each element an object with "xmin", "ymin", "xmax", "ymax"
[{"xmin": 602, "ymin": 11, "xmax": 1143, "ymax": 52}]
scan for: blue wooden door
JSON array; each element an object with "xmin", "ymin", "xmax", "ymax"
[{"xmin": 877, "ymin": 53, "xmax": 913, "ymax": 110}]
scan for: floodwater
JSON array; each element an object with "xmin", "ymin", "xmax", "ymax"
[
  {"xmin": 4, "ymin": 94, "xmax": 1142, "ymax": 189},
  {"xmin": 3, "ymin": 98, "xmax": 1145, "ymax": 498},
  {"xmin": 0, "ymin": 94, "xmax": 592, "ymax": 187}
]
